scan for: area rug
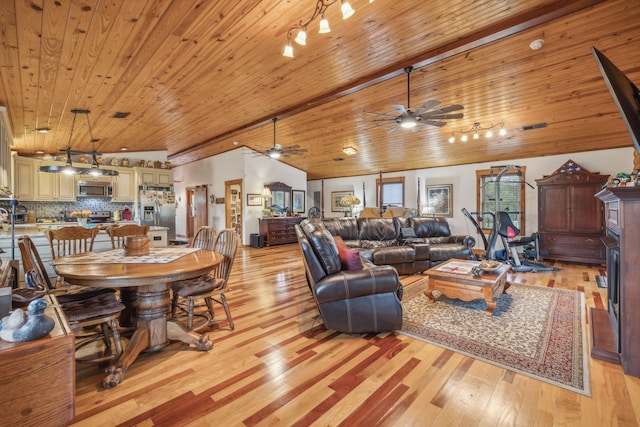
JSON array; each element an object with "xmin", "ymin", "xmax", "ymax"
[{"xmin": 399, "ymin": 278, "xmax": 591, "ymax": 396}]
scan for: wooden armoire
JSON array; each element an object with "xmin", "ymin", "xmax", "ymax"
[{"xmin": 536, "ymin": 160, "xmax": 609, "ymax": 264}]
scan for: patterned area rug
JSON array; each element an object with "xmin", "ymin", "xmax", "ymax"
[{"xmin": 399, "ymin": 278, "xmax": 591, "ymax": 396}]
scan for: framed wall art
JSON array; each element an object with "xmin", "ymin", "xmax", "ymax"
[
  {"xmin": 331, "ymin": 191, "xmax": 353, "ymax": 212},
  {"xmin": 247, "ymin": 194, "xmax": 262, "ymax": 206},
  {"xmin": 425, "ymin": 184, "xmax": 453, "ymax": 217},
  {"xmin": 292, "ymin": 190, "xmax": 305, "ymax": 213}
]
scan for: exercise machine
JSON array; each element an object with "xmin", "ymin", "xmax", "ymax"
[
  {"xmin": 462, "ymin": 164, "xmax": 558, "ymax": 272},
  {"xmin": 462, "ymin": 208, "xmax": 558, "ymax": 272}
]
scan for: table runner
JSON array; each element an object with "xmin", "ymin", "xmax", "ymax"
[{"xmin": 52, "ymin": 247, "xmax": 201, "ymax": 265}]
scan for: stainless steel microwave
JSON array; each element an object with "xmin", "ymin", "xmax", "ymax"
[{"xmin": 77, "ymin": 181, "xmax": 113, "ymax": 198}]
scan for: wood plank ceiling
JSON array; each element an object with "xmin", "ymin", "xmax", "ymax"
[{"xmin": 1, "ymin": 0, "xmax": 639, "ymax": 180}]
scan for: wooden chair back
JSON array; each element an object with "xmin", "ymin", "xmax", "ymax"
[
  {"xmin": 190, "ymin": 226, "xmax": 216, "ymax": 250},
  {"xmin": 0, "ymin": 259, "xmax": 19, "ymax": 289},
  {"xmin": 46, "ymin": 226, "xmax": 99, "ymax": 259},
  {"xmin": 211, "ymin": 229, "xmax": 238, "ymax": 288},
  {"xmin": 18, "ymin": 235, "xmax": 55, "ymax": 291},
  {"xmin": 106, "ymin": 224, "xmax": 150, "ymax": 249}
]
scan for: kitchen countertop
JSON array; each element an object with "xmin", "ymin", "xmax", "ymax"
[{"xmin": 0, "ymin": 223, "xmax": 168, "ymax": 237}]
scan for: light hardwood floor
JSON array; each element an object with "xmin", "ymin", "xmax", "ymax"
[{"xmin": 71, "ymin": 244, "xmax": 640, "ymax": 426}]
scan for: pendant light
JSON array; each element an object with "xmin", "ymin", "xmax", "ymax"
[{"xmin": 39, "ymin": 109, "xmax": 118, "ymax": 176}]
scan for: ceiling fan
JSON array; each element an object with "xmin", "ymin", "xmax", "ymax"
[
  {"xmin": 259, "ymin": 118, "xmax": 308, "ymax": 159},
  {"xmin": 366, "ymin": 66, "xmax": 464, "ymax": 133}
]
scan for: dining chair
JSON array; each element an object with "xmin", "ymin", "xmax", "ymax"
[
  {"xmin": 1, "ymin": 257, "xmax": 46, "ymax": 308},
  {"xmin": 46, "ymin": 226, "xmax": 100, "ymax": 288},
  {"xmin": 189, "ymin": 225, "xmax": 217, "ymax": 250},
  {"xmin": 18, "ymin": 235, "xmax": 125, "ymax": 363},
  {"xmin": 171, "ymin": 228, "xmax": 238, "ymax": 331},
  {"xmin": 105, "ymin": 224, "xmax": 150, "ymax": 248}
]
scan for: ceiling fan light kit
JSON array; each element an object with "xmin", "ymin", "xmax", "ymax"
[
  {"xmin": 283, "ymin": 0, "xmax": 366, "ymax": 58},
  {"xmin": 366, "ymin": 66, "xmax": 464, "ymax": 133},
  {"xmin": 447, "ymin": 122, "xmax": 507, "ymax": 143}
]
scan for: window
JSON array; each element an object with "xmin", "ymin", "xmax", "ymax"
[
  {"xmin": 376, "ymin": 177, "xmax": 405, "ymax": 208},
  {"xmin": 476, "ymin": 166, "xmax": 526, "ymax": 234}
]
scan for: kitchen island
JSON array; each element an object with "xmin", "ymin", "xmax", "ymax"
[{"xmin": 0, "ymin": 222, "xmax": 169, "ymax": 282}]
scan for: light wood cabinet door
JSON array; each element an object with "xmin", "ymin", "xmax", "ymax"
[
  {"xmin": 112, "ymin": 169, "xmax": 135, "ymax": 202},
  {"xmin": 13, "ymin": 156, "xmax": 35, "ymax": 200}
]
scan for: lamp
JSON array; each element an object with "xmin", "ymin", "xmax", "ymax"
[
  {"xmin": 283, "ymin": 0, "xmax": 367, "ymax": 58},
  {"xmin": 39, "ymin": 109, "xmax": 118, "ymax": 176},
  {"xmin": 421, "ymin": 206, "xmax": 436, "ymax": 217},
  {"xmin": 340, "ymin": 194, "xmax": 361, "ymax": 217},
  {"xmin": 447, "ymin": 122, "xmax": 507, "ymax": 143}
]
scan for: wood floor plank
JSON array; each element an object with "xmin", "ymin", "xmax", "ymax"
[{"xmin": 68, "ymin": 245, "xmax": 640, "ymax": 426}]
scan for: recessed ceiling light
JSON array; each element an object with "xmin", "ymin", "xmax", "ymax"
[
  {"xmin": 36, "ymin": 127, "xmax": 50, "ymax": 133},
  {"xmin": 529, "ymin": 39, "xmax": 544, "ymax": 50},
  {"xmin": 342, "ymin": 146, "xmax": 357, "ymax": 155},
  {"xmin": 119, "ymin": 146, "xmax": 128, "ymax": 151}
]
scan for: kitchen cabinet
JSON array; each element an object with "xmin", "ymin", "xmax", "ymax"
[
  {"xmin": 536, "ymin": 160, "xmax": 608, "ymax": 264},
  {"xmin": 12, "ymin": 156, "xmax": 35, "ymax": 200},
  {"xmin": 136, "ymin": 167, "xmax": 173, "ymax": 186},
  {"xmin": 36, "ymin": 170, "xmax": 76, "ymax": 201},
  {"xmin": 259, "ymin": 217, "xmax": 304, "ymax": 246},
  {"xmin": 112, "ymin": 168, "xmax": 135, "ymax": 202}
]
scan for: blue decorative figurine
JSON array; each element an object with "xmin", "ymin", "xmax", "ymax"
[{"xmin": 0, "ymin": 298, "xmax": 55, "ymax": 342}]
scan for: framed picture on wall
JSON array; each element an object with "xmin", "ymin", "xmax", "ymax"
[
  {"xmin": 425, "ymin": 184, "xmax": 452, "ymax": 217},
  {"xmin": 331, "ymin": 191, "xmax": 353, "ymax": 212},
  {"xmin": 292, "ymin": 190, "xmax": 305, "ymax": 213},
  {"xmin": 247, "ymin": 194, "xmax": 262, "ymax": 206}
]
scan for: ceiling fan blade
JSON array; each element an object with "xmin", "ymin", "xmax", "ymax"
[
  {"xmin": 421, "ymin": 120, "xmax": 447, "ymax": 127},
  {"xmin": 387, "ymin": 124, "xmax": 401, "ymax": 133},
  {"xmin": 420, "ymin": 112, "xmax": 464, "ymax": 120},
  {"xmin": 438, "ymin": 104, "xmax": 464, "ymax": 113},
  {"xmin": 392, "ymin": 104, "xmax": 407, "ymax": 115},
  {"xmin": 365, "ymin": 111, "xmax": 399, "ymax": 118},
  {"xmin": 415, "ymin": 100, "xmax": 441, "ymax": 115}
]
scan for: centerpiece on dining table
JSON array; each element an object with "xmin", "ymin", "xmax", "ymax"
[
  {"xmin": 124, "ymin": 235, "xmax": 151, "ymax": 256},
  {"xmin": 69, "ymin": 210, "xmax": 92, "ymax": 227}
]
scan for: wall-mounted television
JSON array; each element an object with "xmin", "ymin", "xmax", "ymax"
[{"xmin": 591, "ymin": 46, "xmax": 640, "ymax": 155}]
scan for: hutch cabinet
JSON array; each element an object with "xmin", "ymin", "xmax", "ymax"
[
  {"xmin": 259, "ymin": 217, "xmax": 304, "ymax": 246},
  {"xmin": 536, "ymin": 160, "xmax": 608, "ymax": 264}
]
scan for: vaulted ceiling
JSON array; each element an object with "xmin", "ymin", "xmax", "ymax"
[{"xmin": 1, "ymin": 0, "xmax": 639, "ymax": 180}]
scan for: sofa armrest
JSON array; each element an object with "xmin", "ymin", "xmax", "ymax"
[{"xmin": 314, "ymin": 265, "xmax": 401, "ymax": 304}]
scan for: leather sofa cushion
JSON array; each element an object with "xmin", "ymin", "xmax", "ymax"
[
  {"xmin": 301, "ymin": 220, "xmax": 342, "ymax": 275},
  {"xmin": 322, "ymin": 218, "xmax": 359, "ymax": 241},
  {"xmin": 371, "ymin": 246, "xmax": 416, "ymax": 264},
  {"xmin": 357, "ymin": 217, "xmax": 397, "ymax": 240},
  {"xmin": 410, "ymin": 217, "xmax": 452, "ymax": 238}
]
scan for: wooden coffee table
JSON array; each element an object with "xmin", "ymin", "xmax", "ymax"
[{"xmin": 424, "ymin": 259, "xmax": 511, "ymax": 315}]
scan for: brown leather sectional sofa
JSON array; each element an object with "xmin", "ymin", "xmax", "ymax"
[
  {"xmin": 317, "ymin": 216, "xmax": 476, "ymax": 275},
  {"xmin": 295, "ymin": 219, "xmax": 403, "ymax": 333}
]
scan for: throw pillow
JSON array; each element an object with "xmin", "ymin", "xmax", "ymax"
[
  {"xmin": 338, "ymin": 245, "xmax": 363, "ymax": 270},
  {"xmin": 333, "ymin": 236, "xmax": 363, "ymax": 270}
]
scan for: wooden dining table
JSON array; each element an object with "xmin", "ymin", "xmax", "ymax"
[{"xmin": 52, "ymin": 247, "xmax": 222, "ymax": 388}]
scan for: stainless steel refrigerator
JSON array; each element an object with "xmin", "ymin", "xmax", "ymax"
[{"xmin": 138, "ymin": 185, "xmax": 176, "ymax": 241}]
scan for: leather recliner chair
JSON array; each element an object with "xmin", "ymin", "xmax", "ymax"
[{"xmin": 295, "ymin": 219, "xmax": 403, "ymax": 333}]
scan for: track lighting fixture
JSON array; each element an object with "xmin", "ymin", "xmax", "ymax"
[
  {"xmin": 448, "ymin": 122, "xmax": 507, "ymax": 143},
  {"xmin": 283, "ymin": 0, "xmax": 367, "ymax": 58}
]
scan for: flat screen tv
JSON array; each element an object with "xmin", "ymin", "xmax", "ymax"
[{"xmin": 591, "ymin": 46, "xmax": 640, "ymax": 155}]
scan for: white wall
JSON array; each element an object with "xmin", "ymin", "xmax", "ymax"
[
  {"xmin": 308, "ymin": 147, "xmax": 634, "ymax": 246},
  {"xmin": 172, "ymin": 147, "xmax": 306, "ymax": 245}
]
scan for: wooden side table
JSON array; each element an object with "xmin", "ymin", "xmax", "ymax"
[
  {"xmin": 424, "ymin": 259, "xmax": 510, "ymax": 315},
  {"xmin": 0, "ymin": 295, "xmax": 75, "ymax": 426}
]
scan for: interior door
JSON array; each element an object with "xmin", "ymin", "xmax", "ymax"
[{"xmin": 186, "ymin": 185, "xmax": 208, "ymax": 239}]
